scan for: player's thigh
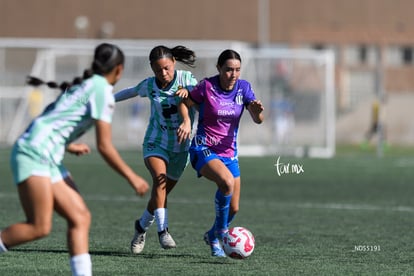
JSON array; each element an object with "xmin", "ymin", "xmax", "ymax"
[
  {"xmin": 17, "ymin": 175, "xmax": 54, "ymax": 226},
  {"xmin": 144, "ymin": 155, "xmax": 167, "ymax": 178},
  {"xmin": 52, "ymin": 179, "xmax": 90, "ymax": 226},
  {"xmin": 200, "ymin": 158, "xmax": 234, "ymax": 186}
]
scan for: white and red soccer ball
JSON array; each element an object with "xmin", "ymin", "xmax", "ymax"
[{"xmin": 222, "ymin": 226, "xmax": 255, "ymax": 259}]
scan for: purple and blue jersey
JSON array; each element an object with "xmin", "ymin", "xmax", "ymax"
[{"xmin": 189, "ymin": 75, "xmax": 256, "ymax": 158}]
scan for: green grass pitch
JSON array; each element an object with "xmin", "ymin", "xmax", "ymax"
[{"xmin": 1, "ymin": 146, "xmax": 414, "ymax": 275}]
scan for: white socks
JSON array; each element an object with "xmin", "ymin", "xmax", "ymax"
[
  {"xmin": 70, "ymin": 253, "xmax": 92, "ymax": 276},
  {"xmin": 0, "ymin": 232, "xmax": 8, "ymax": 253},
  {"xmin": 139, "ymin": 209, "xmax": 155, "ymax": 232},
  {"xmin": 154, "ymin": 208, "xmax": 168, "ymax": 232}
]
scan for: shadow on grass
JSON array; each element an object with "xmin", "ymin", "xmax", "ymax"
[{"xmin": 12, "ymin": 248, "xmax": 234, "ymax": 264}]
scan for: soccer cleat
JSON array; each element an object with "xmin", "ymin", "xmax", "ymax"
[
  {"xmin": 158, "ymin": 229, "xmax": 176, "ymax": 249},
  {"xmin": 203, "ymin": 231, "xmax": 226, "ymax": 257},
  {"xmin": 130, "ymin": 230, "xmax": 146, "ymax": 254},
  {"xmin": 210, "ymin": 241, "xmax": 226, "ymax": 257}
]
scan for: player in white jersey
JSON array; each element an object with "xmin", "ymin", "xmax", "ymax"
[
  {"xmin": 115, "ymin": 45, "xmax": 197, "ymax": 254},
  {"xmin": 0, "ymin": 43, "xmax": 149, "ymax": 276}
]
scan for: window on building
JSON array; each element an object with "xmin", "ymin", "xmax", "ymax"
[
  {"xmin": 359, "ymin": 45, "xmax": 367, "ymax": 64},
  {"xmin": 312, "ymin": 44, "xmax": 325, "ymax": 51},
  {"xmin": 401, "ymin": 46, "xmax": 413, "ymax": 64}
]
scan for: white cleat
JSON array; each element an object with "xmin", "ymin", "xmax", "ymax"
[
  {"xmin": 158, "ymin": 229, "xmax": 176, "ymax": 249},
  {"xmin": 130, "ymin": 230, "xmax": 146, "ymax": 254}
]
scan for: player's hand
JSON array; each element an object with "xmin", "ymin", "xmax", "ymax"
[
  {"xmin": 176, "ymin": 87, "xmax": 188, "ymax": 98},
  {"xmin": 66, "ymin": 143, "xmax": 91, "ymax": 156},
  {"xmin": 249, "ymin": 100, "xmax": 264, "ymax": 113},
  {"xmin": 177, "ymin": 120, "xmax": 191, "ymax": 144},
  {"xmin": 128, "ymin": 174, "xmax": 150, "ymax": 197}
]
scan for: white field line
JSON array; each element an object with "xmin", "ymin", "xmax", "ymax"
[{"xmin": 1, "ymin": 192, "xmax": 413, "ymax": 213}]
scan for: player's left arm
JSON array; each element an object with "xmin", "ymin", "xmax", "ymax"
[
  {"xmin": 247, "ymin": 100, "xmax": 264, "ymax": 124},
  {"xmin": 66, "ymin": 143, "xmax": 91, "ymax": 156}
]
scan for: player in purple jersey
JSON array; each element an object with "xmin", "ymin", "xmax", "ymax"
[{"xmin": 178, "ymin": 49, "xmax": 264, "ymax": 257}]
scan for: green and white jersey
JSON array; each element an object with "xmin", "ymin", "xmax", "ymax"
[
  {"xmin": 115, "ymin": 70, "xmax": 197, "ymax": 152},
  {"xmin": 16, "ymin": 74, "xmax": 115, "ymax": 164}
]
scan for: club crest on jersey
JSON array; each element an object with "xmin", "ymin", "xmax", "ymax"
[{"xmin": 235, "ymin": 93, "xmax": 243, "ymax": 105}]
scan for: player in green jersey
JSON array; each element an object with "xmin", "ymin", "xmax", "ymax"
[
  {"xmin": 0, "ymin": 43, "xmax": 149, "ymax": 276},
  {"xmin": 115, "ymin": 45, "xmax": 197, "ymax": 254}
]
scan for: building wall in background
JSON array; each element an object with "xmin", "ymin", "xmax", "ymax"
[
  {"xmin": 1, "ymin": 0, "xmax": 414, "ymax": 45},
  {"xmin": 2, "ymin": 1, "xmax": 414, "ymax": 103}
]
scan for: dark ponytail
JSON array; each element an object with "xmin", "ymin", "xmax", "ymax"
[
  {"xmin": 27, "ymin": 43, "xmax": 124, "ymax": 91},
  {"xmin": 149, "ymin": 45, "xmax": 196, "ymax": 67}
]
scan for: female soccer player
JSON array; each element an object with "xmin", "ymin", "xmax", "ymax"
[
  {"xmin": 114, "ymin": 45, "xmax": 197, "ymax": 254},
  {"xmin": 0, "ymin": 43, "xmax": 150, "ymax": 276},
  {"xmin": 178, "ymin": 49, "xmax": 264, "ymax": 257}
]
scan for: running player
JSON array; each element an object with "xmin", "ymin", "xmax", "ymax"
[
  {"xmin": 178, "ymin": 49, "xmax": 264, "ymax": 257},
  {"xmin": 114, "ymin": 45, "xmax": 197, "ymax": 254},
  {"xmin": 0, "ymin": 43, "xmax": 149, "ymax": 276}
]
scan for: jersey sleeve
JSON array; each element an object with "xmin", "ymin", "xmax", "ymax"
[
  {"xmin": 114, "ymin": 86, "xmax": 138, "ymax": 102},
  {"xmin": 90, "ymin": 84, "xmax": 115, "ymax": 123},
  {"xmin": 183, "ymin": 71, "xmax": 198, "ymax": 92},
  {"xmin": 114, "ymin": 78, "xmax": 151, "ymax": 101},
  {"xmin": 242, "ymin": 80, "xmax": 257, "ymax": 107},
  {"xmin": 134, "ymin": 78, "xmax": 151, "ymax": 97},
  {"xmin": 189, "ymin": 78, "xmax": 206, "ymax": 104}
]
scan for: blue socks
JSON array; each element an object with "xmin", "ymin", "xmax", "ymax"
[{"xmin": 208, "ymin": 190, "xmax": 232, "ymax": 241}]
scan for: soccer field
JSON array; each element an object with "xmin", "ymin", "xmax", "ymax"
[{"xmin": 1, "ymin": 146, "xmax": 414, "ymax": 275}]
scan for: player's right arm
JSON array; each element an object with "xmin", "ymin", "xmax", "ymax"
[
  {"xmin": 95, "ymin": 119, "xmax": 149, "ymax": 196},
  {"xmin": 114, "ymin": 87, "xmax": 139, "ymax": 102}
]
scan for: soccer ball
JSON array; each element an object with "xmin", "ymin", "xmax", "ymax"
[{"xmin": 222, "ymin": 226, "xmax": 255, "ymax": 259}]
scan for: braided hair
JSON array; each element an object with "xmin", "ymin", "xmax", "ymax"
[{"xmin": 27, "ymin": 43, "xmax": 124, "ymax": 91}]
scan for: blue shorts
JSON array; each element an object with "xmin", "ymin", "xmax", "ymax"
[
  {"xmin": 189, "ymin": 148, "xmax": 240, "ymax": 178},
  {"xmin": 143, "ymin": 143, "xmax": 189, "ymax": 181}
]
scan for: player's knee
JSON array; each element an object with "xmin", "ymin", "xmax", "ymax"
[
  {"xmin": 219, "ymin": 176, "xmax": 235, "ymax": 195},
  {"xmin": 152, "ymin": 174, "xmax": 167, "ymax": 186},
  {"xmin": 70, "ymin": 207, "xmax": 91, "ymax": 229},
  {"xmin": 32, "ymin": 222, "xmax": 52, "ymax": 239},
  {"xmin": 79, "ymin": 208, "xmax": 92, "ymax": 228}
]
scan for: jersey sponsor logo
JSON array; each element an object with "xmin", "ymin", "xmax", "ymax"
[
  {"xmin": 63, "ymin": 91, "xmax": 90, "ymax": 105},
  {"xmin": 160, "ymin": 124, "xmax": 179, "ymax": 131},
  {"xmin": 220, "ymin": 101, "xmax": 234, "ymax": 107},
  {"xmin": 218, "ymin": 109, "xmax": 236, "ymax": 116}
]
